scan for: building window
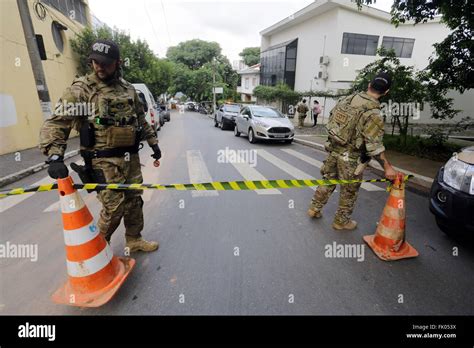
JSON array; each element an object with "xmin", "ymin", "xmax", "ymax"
[
  {"xmin": 382, "ymin": 36, "xmax": 415, "ymax": 58},
  {"xmin": 42, "ymin": 0, "xmax": 88, "ymax": 25},
  {"xmin": 260, "ymin": 38, "xmax": 298, "ymax": 89},
  {"xmin": 51, "ymin": 21, "xmax": 64, "ymax": 52},
  {"xmin": 245, "ymin": 78, "xmax": 249, "ymax": 89},
  {"xmin": 252, "ymin": 77, "xmax": 256, "ymax": 87},
  {"xmin": 341, "ymin": 32, "xmax": 379, "ymax": 55}
]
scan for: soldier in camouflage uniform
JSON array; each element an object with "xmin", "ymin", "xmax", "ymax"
[
  {"xmin": 296, "ymin": 99, "xmax": 309, "ymax": 128},
  {"xmin": 307, "ymin": 72, "xmax": 398, "ymax": 230},
  {"xmin": 39, "ymin": 39, "xmax": 161, "ymax": 252}
]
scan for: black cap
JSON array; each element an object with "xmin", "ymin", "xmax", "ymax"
[
  {"xmin": 370, "ymin": 71, "xmax": 392, "ymax": 93},
  {"xmin": 88, "ymin": 39, "xmax": 120, "ymax": 65}
]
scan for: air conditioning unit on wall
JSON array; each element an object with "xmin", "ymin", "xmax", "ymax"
[
  {"xmin": 318, "ymin": 71, "xmax": 328, "ymax": 80},
  {"xmin": 319, "ymin": 56, "xmax": 329, "ymax": 65}
]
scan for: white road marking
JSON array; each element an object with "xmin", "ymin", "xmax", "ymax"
[
  {"xmin": 141, "ymin": 157, "xmax": 159, "ymax": 202},
  {"xmin": 257, "ymin": 149, "xmax": 316, "ymax": 191},
  {"xmin": 281, "ymin": 148, "xmax": 384, "ymax": 192},
  {"xmin": 225, "ymin": 150, "xmax": 281, "ymax": 195},
  {"xmin": 187, "ymin": 150, "xmax": 219, "ymax": 197}
]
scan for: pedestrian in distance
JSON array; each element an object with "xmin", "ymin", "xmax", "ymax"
[{"xmin": 296, "ymin": 99, "xmax": 309, "ymax": 128}]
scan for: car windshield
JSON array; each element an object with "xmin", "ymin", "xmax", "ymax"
[
  {"xmin": 224, "ymin": 105, "xmax": 240, "ymax": 112},
  {"xmin": 252, "ymin": 107, "xmax": 283, "ymax": 118}
]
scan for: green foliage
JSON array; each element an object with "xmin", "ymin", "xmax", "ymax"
[
  {"xmin": 356, "ymin": 0, "xmax": 473, "ymax": 93},
  {"xmin": 70, "ymin": 26, "xmax": 172, "ymax": 97},
  {"xmin": 166, "ymin": 39, "xmax": 221, "ymax": 70},
  {"xmin": 351, "ymin": 47, "xmax": 459, "ymax": 144},
  {"xmin": 383, "ymin": 134, "xmax": 461, "ymax": 162},
  {"xmin": 253, "ymin": 83, "xmax": 349, "ymax": 103},
  {"xmin": 239, "ymin": 47, "xmax": 260, "ymax": 66},
  {"xmin": 166, "ymin": 40, "xmax": 238, "ymax": 102}
]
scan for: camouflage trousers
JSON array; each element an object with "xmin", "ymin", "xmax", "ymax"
[
  {"xmin": 92, "ymin": 153, "xmax": 144, "ymax": 242},
  {"xmin": 298, "ymin": 114, "xmax": 306, "ymax": 127},
  {"xmin": 310, "ymin": 151, "xmax": 362, "ymax": 225}
]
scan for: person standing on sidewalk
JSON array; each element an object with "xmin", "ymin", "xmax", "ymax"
[
  {"xmin": 307, "ymin": 72, "xmax": 398, "ymax": 230},
  {"xmin": 39, "ymin": 39, "xmax": 161, "ymax": 252},
  {"xmin": 312, "ymin": 100, "xmax": 322, "ymax": 127},
  {"xmin": 296, "ymin": 99, "xmax": 309, "ymax": 128}
]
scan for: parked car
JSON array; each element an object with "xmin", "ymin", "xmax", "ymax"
[
  {"xmin": 158, "ymin": 104, "xmax": 170, "ymax": 122},
  {"xmin": 234, "ymin": 105, "xmax": 295, "ymax": 144},
  {"xmin": 429, "ymin": 146, "xmax": 474, "ymax": 238},
  {"xmin": 214, "ymin": 103, "xmax": 241, "ymax": 130},
  {"xmin": 132, "ymin": 83, "xmax": 160, "ymax": 132}
]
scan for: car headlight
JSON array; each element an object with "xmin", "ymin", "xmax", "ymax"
[
  {"xmin": 443, "ymin": 156, "xmax": 474, "ymax": 194},
  {"xmin": 254, "ymin": 120, "xmax": 269, "ymax": 127}
]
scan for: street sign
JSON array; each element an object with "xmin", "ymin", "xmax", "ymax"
[{"xmin": 213, "ymin": 87, "xmax": 223, "ymax": 94}]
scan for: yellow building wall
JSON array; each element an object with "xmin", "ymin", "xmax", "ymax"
[{"xmin": 0, "ymin": 0, "xmax": 90, "ymax": 155}]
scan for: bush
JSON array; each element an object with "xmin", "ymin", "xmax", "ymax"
[{"xmin": 383, "ymin": 134, "xmax": 461, "ymax": 162}]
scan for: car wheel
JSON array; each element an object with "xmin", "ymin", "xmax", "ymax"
[
  {"xmin": 220, "ymin": 119, "xmax": 226, "ymax": 130},
  {"xmin": 234, "ymin": 125, "xmax": 240, "ymax": 137},
  {"xmin": 248, "ymin": 128, "xmax": 257, "ymax": 143},
  {"xmin": 214, "ymin": 116, "xmax": 218, "ymax": 127}
]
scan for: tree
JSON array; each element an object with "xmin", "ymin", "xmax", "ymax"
[
  {"xmin": 70, "ymin": 27, "xmax": 172, "ymax": 96},
  {"xmin": 352, "ymin": 47, "xmax": 459, "ymax": 144},
  {"xmin": 356, "ymin": 0, "xmax": 473, "ymax": 93},
  {"xmin": 166, "ymin": 39, "xmax": 222, "ymax": 70},
  {"xmin": 239, "ymin": 47, "xmax": 260, "ymax": 66}
]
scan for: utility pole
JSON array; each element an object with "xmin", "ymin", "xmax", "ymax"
[
  {"xmin": 17, "ymin": 0, "xmax": 51, "ymax": 119},
  {"xmin": 212, "ymin": 57, "xmax": 216, "ymax": 117}
]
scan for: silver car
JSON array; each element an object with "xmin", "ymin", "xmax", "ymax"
[{"xmin": 234, "ymin": 105, "xmax": 295, "ymax": 144}]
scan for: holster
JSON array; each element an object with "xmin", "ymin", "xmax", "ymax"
[{"xmin": 71, "ymin": 153, "xmax": 107, "ymax": 192}]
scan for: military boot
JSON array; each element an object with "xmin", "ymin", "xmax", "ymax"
[
  {"xmin": 125, "ymin": 237, "xmax": 159, "ymax": 252},
  {"xmin": 332, "ymin": 220, "xmax": 358, "ymax": 230},
  {"xmin": 307, "ymin": 208, "xmax": 322, "ymax": 218}
]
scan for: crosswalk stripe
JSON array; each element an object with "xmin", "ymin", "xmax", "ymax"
[
  {"xmin": 257, "ymin": 149, "xmax": 317, "ymax": 191},
  {"xmin": 0, "ymin": 160, "xmax": 86, "ymax": 213},
  {"xmin": 142, "ymin": 157, "xmax": 158, "ymax": 202},
  {"xmin": 225, "ymin": 150, "xmax": 281, "ymax": 195},
  {"xmin": 281, "ymin": 148, "xmax": 384, "ymax": 192},
  {"xmin": 187, "ymin": 150, "xmax": 218, "ymax": 197}
]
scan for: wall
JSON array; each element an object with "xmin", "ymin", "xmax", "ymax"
[{"xmin": 0, "ymin": 0, "xmax": 89, "ymax": 155}]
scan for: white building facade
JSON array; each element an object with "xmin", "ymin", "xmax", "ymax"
[
  {"xmin": 259, "ymin": 0, "xmax": 472, "ymax": 124},
  {"xmin": 237, "ymin": 64, "xmax": 260, "ymax": 102}
]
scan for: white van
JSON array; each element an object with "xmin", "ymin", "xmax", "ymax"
[{"xmin": 132, "ymin": 83, "xmax": 160, "ymax": 132}]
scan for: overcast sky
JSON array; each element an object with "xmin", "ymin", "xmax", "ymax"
[{"xmin": 88, "ymin": 0, "xmax": 393, "ymax": 63}]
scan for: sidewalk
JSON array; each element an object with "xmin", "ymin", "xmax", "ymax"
[
  {"xmin": 290, "ymin": 117, "xmax": 445, "ymax": 193},
  {"xmin": 0, "ymin": 137, "xmax": 80, "ymax": 188}
]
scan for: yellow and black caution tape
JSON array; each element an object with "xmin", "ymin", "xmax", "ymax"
[{"xmin": 0, "ymin": 175, "xmax": 413, "ymax": 198}]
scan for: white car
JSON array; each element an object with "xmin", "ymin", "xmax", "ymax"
[
  {"xmin": 132, "ymin": 83, "xmax": 160, "ymax": 132},
  {"xmin": 234, "ymin": 105, "xmax": 295, "ymax": 144}
]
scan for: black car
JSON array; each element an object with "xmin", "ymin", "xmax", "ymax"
[{"xmin": 429, "ymin": 146, "xmax": 474, "ymax": 238}]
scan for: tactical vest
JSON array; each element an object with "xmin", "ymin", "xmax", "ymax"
[
  {"xmin": 326, "ymin": 93, "xmax": 379, "ymax": 152},
  {"xmin": 72, "ymin": 74, "xmax": 140, "ymax": 151}
]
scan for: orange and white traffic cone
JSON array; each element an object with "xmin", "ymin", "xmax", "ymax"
[
  {"xmin": 363, "ymin": 173, "xmax": 419, "ymax": 261},
  {"xmin": 51, "ymin": 176, "xmax": 135, "ymax": 307}
]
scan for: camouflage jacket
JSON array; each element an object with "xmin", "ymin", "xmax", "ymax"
[
  {"xmin": 328, "ymin": 91, "xmax": 385, "ymax": 157},
  {"xmin": 39, "ymin": 72, "xmax": 158, "ymax": 157}
]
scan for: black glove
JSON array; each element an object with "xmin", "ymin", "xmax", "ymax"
[
  {"xmin": 47, "ymin": 160, "xmax": 69, "ymax": 179},
  {"xmin": 151, "ymin": 144, "xmax": 162, "ymax": 160}
]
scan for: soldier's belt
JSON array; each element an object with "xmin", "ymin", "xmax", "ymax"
[{"xmin": 0, "ymin": 176, "xmax": 413, "ymax": 198}]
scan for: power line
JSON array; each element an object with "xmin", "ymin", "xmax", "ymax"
[{"xmin": 160, "ymin": 0, "xmax": 172, "ymax": 46}]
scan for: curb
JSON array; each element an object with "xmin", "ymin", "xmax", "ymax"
[
  {"xmin": 0, "ymin": 149, "xmax": 80, "ymax": 188},
  {"xmin": 293, "ymin": 137, "xmax": 433, "ymax": 195}
]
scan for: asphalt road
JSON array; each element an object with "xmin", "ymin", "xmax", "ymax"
[{"xmin": 1, "ymin": 110, "xmax": 473, "ymax": 315}]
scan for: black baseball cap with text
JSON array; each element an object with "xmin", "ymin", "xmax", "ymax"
[
  {"xmin": 88, "ymin": 39, "xmax": 120, "ymax": 65},
  {"xmin": 370, "ymin": 71, "xmax": 392, "ymax": 93}
]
